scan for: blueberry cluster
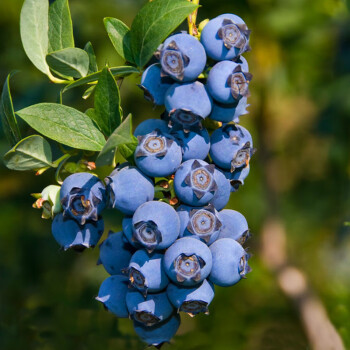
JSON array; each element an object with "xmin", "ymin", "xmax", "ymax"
[{"xmin": 50, "ymin": 13, "xmax": 254, "ymax": 347}]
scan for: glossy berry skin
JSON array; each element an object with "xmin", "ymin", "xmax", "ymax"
[
  {"xmin": 60, "ymin": 173, "xmax": 106, "ymax": 225},
  {"xmin": 172, "ymin": 128, "xmax": 210, "ymax": 161},
  {"xmin": 96, "ymin": 275, "xmax": 129, "ymax": 318},
  {"xmin": 209, "ymin": 168, "xmax": 231, "ymax": 211},
  {"xmin": 134, "ymin": 130, "xmax": 182, "ymax": 177},
  {"xmin": 51, "ymin": 213, "xmax": 104, "ymax": 251},
  {"xmin": 174, "ymin": 159, "xmax": 218, "ymax": 207},
  {"xmin": 209, "ymin": 238, "xmax": 250, "ymax": 287},
  {"xmin": 210, "ymin": 97, "xmax": 249, "ymax": 123},
  {"xmin": 163, "ymin": 237, "xmax": 212, "ymax": 287},
  {"xmin": 177, "ymin": 204, "xmax": 222, "ymax": 245},
  {"xmin": 98, "ymin": 231, "xmax": 135, "ymax": 275},
  {"xmin": 217, "ymin": 209, "xmax": 250, "ymax": 244},
  {"xmin": 134, "ymin": 118, "xmax": 169, "ymax": 137},
  {"xmin": 106, "ymin": 164, "xmax": 154, "ymax": 215},
  {"xmin": 138, "ymin": 64, "xmax": 173, "ymax": 105},
  {"xmin": 132, "ymin": 201, "xmax": 180, "ymax": 252},
  {"xmin": 159, "ymin": 33, "xmax": 206, "ymax": 82},
  {"xmin": 165, "ymin": 82, "xmax": 213, "ymax": 129},
  {"xmin": 224, "ymin": 165, "xmax": 250, "ymax": 192},
  {"xmin": 200, "ymin": 14, "xmax": 251, "ymax": 61},
  {"xmin": 124, "ymin": 250, "xmax": 169, "ymax": 295},
  {"xmin": 133, "ymin": 313, "xmax": 180, "ymax": 347},
  {"xmin": 207, "ymin": 60, "xmax": 252, "ymax": 104},
  {"xmin": 210, "ymin": 124, "xmax": 255, "ymax": 172},
  {"xmin": 126, "ymin": 290, "xmax": 174, "ymax": 326},
  {"xmin": 167, "ymin": 279, "xmax": 215, "ymax": 316}
]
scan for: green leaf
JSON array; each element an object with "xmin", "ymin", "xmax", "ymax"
[
  {"xmin": 46, "ymin": 48, "xmax": 90, "ymax": 79},
  {"xmin": 0, "ymin": 73, "xmax": 21, "ymax": 146},
  {"xmin": 94, "ymin": 67, "xmax": 122, "ymax": 136},
  {"xmin": 82, "ymin": 85, "xmax": 96, "ymax": 100},
  {"xmin": 20, "ymin": 0, "xmax": 50, "ymax": 74},
  {"xmin": 16, "ymin": 103, "xmax": 106, "ymax": 151},
  {"xmin": 3, "ymin": 135, "xmax": 53, "ymax": 171},
  {"xmin": 62, "ymin": 66, "xmax": 139, "ymax": 93},
  {"xmin": 48, "ymin": 0, "xmax": 74, "ymax": 52},
  {"xmin": 96, "ymin": 114, "xmax": 137, "ymax": 166},
  {"xmin": 84, "ymin": 42, "xmax": 98, "ymax": 74},
  {"xmin": 130, "ymin": 0, "xmax": 198, "ymax": 67},
  {"xmin": 104, "ymin": 17, "xmax": 134, "ymax": 63}
]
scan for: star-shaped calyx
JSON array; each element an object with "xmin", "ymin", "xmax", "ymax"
[
  {"xmin": 132, "ymin": 220, "xmax": 163, "ymax": 253},
  {"xmin": 227, "ymin": 65, "xmax": 253, "ymax": 100},
  {"xmin": 173, "ymin": 253, "xmax": 206, "ymax": 283},
  {"xmin": 179, "ymin": 300, "xmax": 209, "ymax": 317}
]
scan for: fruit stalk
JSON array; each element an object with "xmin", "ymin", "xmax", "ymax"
[{"xmin": 187, "ymin": 0, "xmax": 200, "ymax": 36}]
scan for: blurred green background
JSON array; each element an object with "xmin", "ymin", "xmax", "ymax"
[{"xmin": 0, "ymin": 0, "xmax": 349, "ymax": 349}]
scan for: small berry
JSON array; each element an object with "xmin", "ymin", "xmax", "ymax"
[
  {"xmin": 124, "ymin": 250, "xmax": 169, "ymax": 295},
  {"xmin": 158, "ymin": 33, "xmax": 206, "ymax": 82},
  {"xmin": 167, "ymin": 279, "xmax": 215, "ymax": 316},
  {"xmin": 106, "ymin": 164, "xmax": 154, "ymax": 215},
  {"xmin": 163, "ymin": 237, "xmax": 212, "ymax": 287},
  {"xmin": 126, "ymin": 290, "xmax": 174, "ymax": 326},
  {"xmin": 96, "ymin": 275, "xmax": 129, "ymax": 318},
  {"xmin": 60, "ymin": 172, "xmax": 106, "ymax": 225},
  {"xmin": 209, "ymin": 168, "xmax": 231, "ymax": 211},
  {"xmin": 134, "ymin": 130, "xmax": 182, "ymax": 177},
  {"xmin": 209, "ymin": 238, "xmax": 250, "ymax": 287},
  {"xmin": 32, "ymin": 185, "xmax": 62, "ymax": 219},
  {"xmin": 51, "ymin": 213, "xmax": 104, "ymax": 251}
]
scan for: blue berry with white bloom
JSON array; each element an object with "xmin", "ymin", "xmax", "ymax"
[
  {"xmin": 122, "ymin": 216, "xmax": 139, "ymax": 248},
  {"xmin": 98, "ymin": 231, "xmax": 135, "ymax": 275},
  {"xmin": 124, "ymin": 250, "xmax": 169, "ymax": 295},
  {"xmin": 174, "ymin": 159, "xmax": 218, "ymax": 207},
  {"xmin": 165, "ymin": 81, "xmax": 212, "ymax": 129},
  {"xmin": 163, "ymin": 237, "xmax": 212, "ymax": 287},
  {"xmin": 167, "ymin": 279, "xmax": 215, "ymax": 316},
  {"xmin": 126, "ymin": 290, "xmax": 174, "ymax": 326},
  {"xmin": 133, "ymin": 313, "xmax": 180, "ymax": 347},
  {"xmin": 52, "ymin": 213, "xmax": 104, "ymax": 251},
  {"xmin": 200, "ymin": 14, "xmax": 251, "ymax": 61},
  {"xmin": 207, "ymin": 60, "xmax": 252, "ymax": 104},
  {"xmin": 210, "ymin": 97, "xmax": 249, "ymax": 123},
  {"xmin": 210, "ymin": 124, "xmax": 255, "ymax": 172},
  {"xmin": 177, "ymin": 204, "xmax": 222, "ymax": 245},
  {"xmin": 209, "ymin": 168, "xmax": 231, "ymax": 211},
  {"xmin": 106, "ymin": 164, "xmax": 154, "ymax": 215},
  {"xmin": 224, "ymin": 165, "xmax": 250, "ymax": 192},
  {"xmin": 158, "ymin": 33, "xmax": 206, "ymax": 82},
  {"xmin": 134, "ymin": 118, "xmax": 169, "ymax": 137},
  {"xmin": 60, "ymin": 172, "xmax": 106, "ymax": 225},
  {"xmin": 209, "ymin": 238, "xmax": 251, "ymax": 287},
  {"xmin": 134, "ymin": 130, "xmax": 182, "ymax": 177},
  {"xmin": 96, "ymin": 275, "xmax": 129, "ymax": 318},
  {"xmin": 138, "ymin": 64, "xmax": 173, "ymax": 105}
]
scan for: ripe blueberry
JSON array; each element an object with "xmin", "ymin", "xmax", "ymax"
[
  {"xmin": 134, "ymin": 118, "xmax": 169, "ymax": 137},
  {"xmin": 210, "ymin": 97, "xmax": 249, "ymax": 123}
]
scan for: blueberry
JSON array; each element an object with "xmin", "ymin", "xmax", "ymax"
[
  {"xmin": 98, "ymin": 231, "xmax": 135, "ymax": 275},
  {"xmin": 60, "ymin": 172, "xmax": 106, "ymax": 225},
  {"xmin": 217, "ymin": 209, "xmax": 250, "ymax": 244},
  {"xmin": 207, "ymin": 60, "xmax": 252, "ymax": 104},
  {"xmin": 174, "ymin": 159, "xmax": 218, "ymax": 207},
  {"xmin": 96, "ymin": 275, "xmax": 129, "ymax": 318},
  {"xmin": 210, "ymin": 124, "xmax": 255, "ymax": 171},
  {"xmin": 209, "ymin": 238, "xmax": 250, "ymax": 287},
  {"xmin": 106, "ymin": 164, "xmax": 154, "ymax": 215},
  {"xmin": 163, "ymin": 237, "xmax": 212, "ymax": 287},
  {"xmin": 200, "ymin": 14, "xmax": 251, "ymax": 61},
  {"xmin": 133, "ymin": 312, "xmax": 180, "ymax": 347},
  {"xmin": 171, "ymin": 128, "xmax": 210, "ymax": 161},
  {"xmin": 124, "ymin": 250, "xmax": 169, "ymax": 295},
  {"xmin": 134, "ymin": 118, "xmax": 169, "ymax": 137},
  {"xmin": 132, "ymin": 201, "xmax": 180, "ymax": 252},
  {"xmin": 138, "ymin": 63, "xmax": 174, "ymax": 105},
  {"xmin": 224, "ymin": 165, "xmax": 250, "ymax": 192},
  {"xmin": 210, "ymin": 97, "xmax": 249, "ymax": 123},
  {"xmin": 51, "ymin": 213, "xmax": 104, "ymax": 251},
  {"xmin": 158, "ymin": 33, "xmax": 206, "ymax": 82},
  {"xmin": 176, "ymin": 204, "xmax": 222, "ymax": 245},
  {"xmin": 126, "ymin": 290, "xmax": 174, "ymax": 326},
  {"xmin": 165, "ymin": 81, "xmax": 213, "ymax": 129},
  {"xmin": 122, "ymin": 216, "xmax": 139, "ymax": 248},
  {"xmin": 209, "ymin": 168, "xmax": 231, "ymax": 211},
  {"xmin": 134, "ymin": 130, "xmax": 182, "ymax": 177},
  {"xmin": 167, "ymin": 279, "xmax": 215, "ymax": 316}
]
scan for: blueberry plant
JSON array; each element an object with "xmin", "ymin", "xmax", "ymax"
[{"xmin": 0, "ymin": 0, "xmax": 254, "ymax": 346}]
